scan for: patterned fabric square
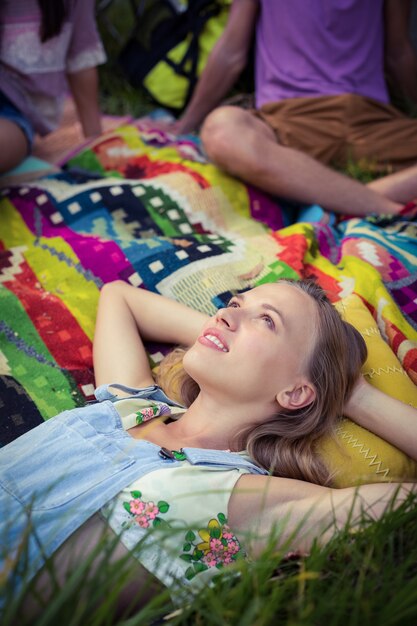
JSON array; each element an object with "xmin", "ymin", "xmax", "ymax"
[{"xmin": 1, "ymin": 121, "xmax": 416, "ymax": 463}]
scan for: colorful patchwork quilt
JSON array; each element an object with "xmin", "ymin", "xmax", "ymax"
[{"xmin": 1, "ymin": 121, "xmax": 417, "ymax": 445}]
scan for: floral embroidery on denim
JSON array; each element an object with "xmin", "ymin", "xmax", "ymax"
[
  {"xmin": 180, "ymin": 513, "xmax": 244, "ymax": 580},
  {"xmin": 123, "ymin": 490, "xmax": 170, "ymax": 528}
]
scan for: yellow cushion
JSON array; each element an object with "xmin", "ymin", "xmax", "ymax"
[{"xmin": 319, "ymin": 294, "xmax": 417, "ymax": 487}]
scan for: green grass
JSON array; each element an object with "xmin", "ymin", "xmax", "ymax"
[{"xmin": 2, "ymin": 493, "xmax": 417, "ymax": 625}]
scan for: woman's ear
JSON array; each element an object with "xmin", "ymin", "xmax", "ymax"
[{"xmin": 276, "ymin": 382, "xmax": 316, "ymax": 410}]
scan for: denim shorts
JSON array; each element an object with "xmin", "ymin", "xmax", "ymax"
[{"xmin": 0, "ymin": 90, "xmax": 34, "ymax": 150}]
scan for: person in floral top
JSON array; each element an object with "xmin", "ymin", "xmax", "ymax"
[{"xmin": 0, "ymin": 0, "xmax": 106, "ymax": 172}]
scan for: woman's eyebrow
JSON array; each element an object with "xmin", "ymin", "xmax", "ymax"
[
  {"xmin": 262, "ymin": 303, "xmax": 286, "ymax": 327},
  {"xmin": 236, "ymin": 293, "xmax": 286, "ymax": 327}
]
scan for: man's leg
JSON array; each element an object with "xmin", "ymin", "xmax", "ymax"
[
  {"xmin": 347, "ymin": 96, "xmax": 417, "ymax": 204},
  {"xmin": 201, "ymin": 106, "xmax": 402, "ymax": 216},
  {"xmin": 0, "ymin": 118, "xmax": 29, "ymax": 173},
  {"xmin": 367, "ymin": 164, "xmax": 417, "ymax": 204}
]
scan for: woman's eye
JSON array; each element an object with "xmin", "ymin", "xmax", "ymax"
[
  {"xmin": 262, "ymin": 315, "xmax": 275, "ymax": 330},
  {"xmin": 227, "ymin": 300, "xmax": 239, "ymax": 308}
]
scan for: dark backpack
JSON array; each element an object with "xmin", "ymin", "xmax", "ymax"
[{"xmin": 118, "ymin": 0, "xmax": 231, "ymax": 112}]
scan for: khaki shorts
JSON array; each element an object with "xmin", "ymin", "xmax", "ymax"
[{"xmin": 257, "ymin": 93, "xmax": 417, "ymax": 172}]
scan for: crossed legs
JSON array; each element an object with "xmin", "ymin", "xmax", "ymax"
[{"xmin": 201, "ymin": 106, "xmax": 417, "ymax": 217}]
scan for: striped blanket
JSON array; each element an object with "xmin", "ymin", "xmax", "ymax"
[{"xmin": 1, "ymin": 122, "xmax": 416, "ymax": 444}]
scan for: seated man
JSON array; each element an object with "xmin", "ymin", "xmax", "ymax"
[{"xmin": 175, "ymin": 0, "xmax": 417, "ymax": 217}]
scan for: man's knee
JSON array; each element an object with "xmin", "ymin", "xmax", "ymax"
[
  {"xmin": 200, "ymin": 106, "xmax": 239, "ymax": 163},
  {"xmin": 201, "ymin": 106, "xmax": 246, "ymax": 165}
]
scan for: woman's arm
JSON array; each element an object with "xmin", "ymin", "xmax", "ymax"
[
  {"xmin": 343, "ymin": 377, "xmax": 417, "ymax": 462},
  {"xmin": 93, "ymin": 280, "xmax": 209, "ymax": 389},
  {"xmin": 67, "ymin": 67, "xmax": 102, "ymax": 137},
  {"xmin": 229, "ymin": 474, "xmax": 416, "ymax": 556}
]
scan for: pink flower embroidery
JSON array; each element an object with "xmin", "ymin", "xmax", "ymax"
[
  {"xmin": 226, "ymin": 540, "xmax": 240, "ymax": 555},
  {"xmin": 222, "ymin": 525, "xmax": 234, "ymax": 540},
  {"xmin": 129, "ymin": 499, "xmax": 146, "ymax": 515},
  {"xmin": 181, "ymin": 514, "xmax": 244, "ymax": 581},
  {"xmin": 209, "ymin": 538, "xmax": 223, "ymax": 554},
  {"xmin": 123, "ymin": 491, "xmax": 170, "ymax": 529},
  {"xmin": 144, "ymin": 502, "xmax": 160, "ymax": 519},
  {"xmin": 135, "ymin": 514, "xmax": 150, "ymax": 528},
  {"xmin": 203, "ymin": 552, "xmax": 217, "ymax": 567}
]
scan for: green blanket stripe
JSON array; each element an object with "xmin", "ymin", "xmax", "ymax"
[
  {"xmin": 144, "ymin": 187, "xmax": 191, "ymax": 237},
  {"xmin": 256, "ymin": 261, "xmax": 301, "ymax": 286},
  {"xmin": 67, "ymin": 150, "xmax": 106, "ymax": 176},
  {"xmin": 0, "ymin": 287, "xmax": 80, "ymax": 418}
]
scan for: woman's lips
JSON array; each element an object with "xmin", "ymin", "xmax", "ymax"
[{"xmin": 198, "ymin": 330, "xmax": 229, "ymax": 352}]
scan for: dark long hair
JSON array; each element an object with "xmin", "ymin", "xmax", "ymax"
[{"xmin": 37, "ymin": 0, "xmax": 68, "ymax": 42}]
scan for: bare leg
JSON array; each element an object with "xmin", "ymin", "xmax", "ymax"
[
  {"xmin": 0, "ymin": 118, "xmax": 29, "ymax": 173},
  {"xmin": 367, "ymin": 164, "xmax": 417, "ymax": 204},
  {"xmin": 201, "ymin": 106, "xmax": 403, "ymax": 216}
]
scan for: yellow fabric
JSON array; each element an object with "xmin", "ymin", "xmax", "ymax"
[
  {"xmin": 319, "ymin": 294, "xmax": 417, "ymax": 487},
  {"xmin": 143, "ymin": 2, "xmax": 231, "ymax": 110},
  {"xmin": 144, "ymin": 40, "xmax": 190, "ymax": 110}
]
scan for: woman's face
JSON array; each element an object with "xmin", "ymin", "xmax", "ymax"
[{"xmin": 183, "ymin": 283, "xmax": 318, "ymax": 405}]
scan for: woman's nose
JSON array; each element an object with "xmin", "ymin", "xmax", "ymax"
[{"xmin": 216, "ymin": 307, "xmax": 237, "ymax": 329}]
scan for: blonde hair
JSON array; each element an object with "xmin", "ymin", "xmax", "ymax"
[{"xmin": 156, "ymin": 280, "xmax": 367, "ymax": 486}]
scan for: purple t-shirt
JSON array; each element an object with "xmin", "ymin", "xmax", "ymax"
[
  {"xmin": 0, "ymin": 0, "xmax": 106, "ymax": 135},
  {"xmin": 255, "ymin": 0, "xmax": 389, "ymax": 109}
]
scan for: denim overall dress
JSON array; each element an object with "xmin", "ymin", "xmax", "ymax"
[{"xmin": 0, "ymin": 384, "xmax": 267, "ymax": 598}]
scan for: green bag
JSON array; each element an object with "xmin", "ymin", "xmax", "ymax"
[{"xmin": 118, "ymin": 0, "xmax": 231, "ymax": 112}]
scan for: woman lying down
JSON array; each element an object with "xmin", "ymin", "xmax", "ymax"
[{"xmin": 1, "ymin": 279, "xmax": 416, "ymax": 616}]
